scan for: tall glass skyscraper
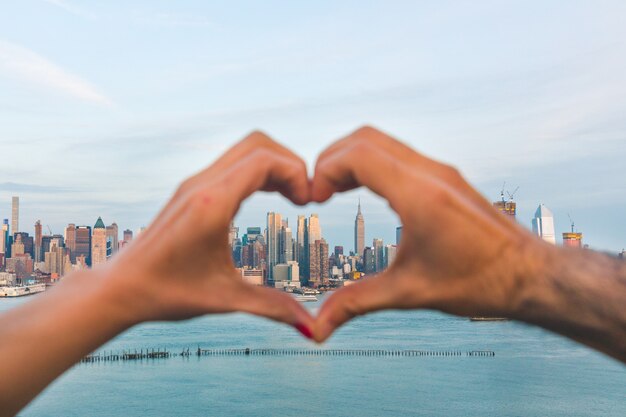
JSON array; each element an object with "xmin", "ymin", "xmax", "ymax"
[
  {"xmin": 532, "ymin": 204, "xmax": 556, "ymax": 245},
  {"xmin": 0, "ymin": 219, "xmax": 9, "ymax": 256},
  {"xmin": 266, "ymin": 212, "xmax": 282, "ymax": 281},
  {"xmin": 307, "ymin": 214, "xmax": 321, "ymax": 244},
  {"xmin": 296, "ymin": 215, "xmax": 306, "ymax": 278}
]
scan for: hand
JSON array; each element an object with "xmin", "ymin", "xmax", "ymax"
[
  {"xmin": 101, "ymin": 131, "xmax": 315, "ymax": 336},
  {"xmin": 311, "ymin": 126, "xmax": 550, "ymax": 342}
]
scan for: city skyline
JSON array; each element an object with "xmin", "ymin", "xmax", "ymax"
[
  {"xmin": 1, "ymin": 195, "xmax": 403, "ymax": 286},
  {"xmin": 0, "ymin": 192, "xmax": 611, "ymax": 288},
  {"xmin": 0, "ymin": 192, "xmax": 618, "ymax": 259}
]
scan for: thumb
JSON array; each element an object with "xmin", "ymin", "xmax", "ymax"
[
  {"xmin": 313, "ymin": 272, "xmax": 399, "ymax": 343},
  {"xmin": 235, "ymin": 283, "xmax": 316, "ymax": 340}
]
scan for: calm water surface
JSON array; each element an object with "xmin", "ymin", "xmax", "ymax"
[{"xmin": 2, "ymin": 294, "xmax": 624, "ymax": 416}]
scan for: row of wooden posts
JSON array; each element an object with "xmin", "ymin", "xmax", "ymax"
[{"xmin": 80, "ymin": 348, "xmax": 495, "ymax": 363}]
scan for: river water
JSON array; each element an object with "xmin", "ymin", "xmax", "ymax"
[{"xmin": 2, "ymin": 295, "xmax": 624, "ymax": 416}]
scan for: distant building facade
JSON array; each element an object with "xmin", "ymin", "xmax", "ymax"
[
  {"xmin": 75, "ymin": 226, "xmax": 92, "ymax": 266},
  {"xmin": 91, "ymin": 217, "xmax": 107, "ymax": 266},
  {"xmin": 562, "ymin": 232, "xmax": 583, "ymax": 248},
  {"xmin": 532, "ymin": 204, "xmax": 556, "ymax": 244},
  {"xmin": 34, "ymin": 220, "xmax": 42, "ymax": 263},
  {"xmin": 106, "ymin": 223, "xmax": 119, "ymax": 258},
  {"xmin": 354, "ymin": 200, "xmax": 365, "ymax": 257},
  {"xmin": 266, "ymin": 212, "xmax": 282, "ymax": 281},
  {"xmin": 11, "ymin": 196, "xmax": 19, "ymax": 235}
]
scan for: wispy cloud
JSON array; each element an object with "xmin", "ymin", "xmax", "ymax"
[
  {"xmin": 0, "ymin": 40, "xmax": 111, "ymax": 105},
  {"xmin": 134, "ymin": 12, "xmax": 215, "ymax": 28},
  {"xmin": 40, "ymin": 0, "xmax": 95, "ymax": 19},
  {"xmin": 0, "ymin": 182, "xmax": 77, "ymax": 193}
]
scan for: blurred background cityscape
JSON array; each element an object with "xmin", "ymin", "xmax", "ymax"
[{"xmin": 2, "ymin": 187, "xmax": 623, "ymax": 294}]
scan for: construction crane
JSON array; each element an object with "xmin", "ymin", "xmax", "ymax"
[
  {"xmin": 499, "ymin": 182, "xmax": 519, "ymax": 202},
  {"xmin": 506, "ymin": 186, "xmax": 519, "ymax": 202},
  {"xmin": 568, "ymin": 214, "xmax": 575, "ymax": 233},
  {"xmin": 500, "ymin": 182, "xmax": 507, "ymax": 203},
  {"xmin": 46, "ymin": 225, "xmax": 53, "ymax": 235}
]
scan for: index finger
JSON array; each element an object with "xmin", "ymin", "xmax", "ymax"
[{"xmin": 311, "ymin": 139, "xmax": 411, "ymax": 214}]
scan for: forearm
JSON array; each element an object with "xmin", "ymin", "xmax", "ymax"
[
  {"xmin": 0, "ymin": 269, "xmax": 134, "ymax": 417},
  {"xmin": 512, "ymin": 245, "xmax": 626, "ymax": 363}
]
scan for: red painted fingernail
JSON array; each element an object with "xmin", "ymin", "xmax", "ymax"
[{"xmin": 294, "ymin": 323, "xmax": 313, "ymax": 340}]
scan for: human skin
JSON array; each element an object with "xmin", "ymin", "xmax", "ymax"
[
  {"xmin": 311, "ymin": 126, "xmax": 626, "ymax": 364},
  {"xmin": 1, "ymin": 127, "xmax": 626, "ymax": 417},
  {"xmin": 0, "ymin": 132, "xmax": 315, "ymax": 417}
]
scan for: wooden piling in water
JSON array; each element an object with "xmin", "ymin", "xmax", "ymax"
[{"xmin": 80, "ymin": 347, "xmax": 495, "ymax": 363}]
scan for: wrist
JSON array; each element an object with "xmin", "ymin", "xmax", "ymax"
[
  {"xmin": 69, "ymin": 266, "xmax": 140, "ymax": 331},
  {"xmin": 508, "ymin": 239, "xmax": 566, "ymax": 321}
]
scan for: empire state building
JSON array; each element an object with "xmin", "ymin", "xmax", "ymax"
[{"xmin": 354, "ymin": 199, "xmax": 365, "ymax": 257}]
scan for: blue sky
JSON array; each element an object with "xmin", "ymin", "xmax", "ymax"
[{"xmin": 0, "ymin": 0, "xmax": 625, "ymax": 252}]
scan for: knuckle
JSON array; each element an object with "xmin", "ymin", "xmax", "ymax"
[
  {"xmin": 353, "ymin": 125, "xmax": 382, "ymax": 138},
  {"xmin": 251, "ymin": 146, "xmax": 274, "ymax": 161},
  {"xmin": 349, "ymin": 140, "xmax": 374, "ymax": 159},
  {"xmin": 244, "ymin": 130, "xmax": 274, "ymax": 147},
  {"xmin": 248, "ymin": 148, "xmax": 275, "ymax": 171},
  {"xmin": 286, "ymin": 159, "xmax": 305, "ymax": 181},
  {"xmin": 187, "ymin": 191, "xmax": 208, "ymax": 216},
  {"xmin": 175, "ymin": 179, "xmax": 193, "ymax": 198},
  {"xmin": 187, "ymin": 188, "xmax": 228, "ymax": 224},
  {"xmin": 423, "ymin": 184, "xmax": 451, "ymax": 206},
  {"xmin": 442, "ymin": 165, "xmax": 463, "ymax": 184},
  {"xmin": 431, "ymin": 186, "xmax": 450, "ymax": 204},
  {"xmin": 314, "ymin": 156, "xmax": 330, "ymax": 175}
]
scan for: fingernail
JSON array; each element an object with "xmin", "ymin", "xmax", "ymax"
[{"xmin": 294, "ymin": 323, "xmax": 313, "ymax": 340}]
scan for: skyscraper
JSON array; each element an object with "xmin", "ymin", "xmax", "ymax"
[
  {"xmin": 13, "ymin": 232, "xmax": 33, "ymax": 259},
  {"xmin": 308, "ymin": 238, "xmax": 329, "ymax": 286},
  {"xmin": 11, "ymin": 234, "xmax": 25, "ymax": 256},
  {"xmin": 363, "ymin": 247, "xmax": 376, "ymax": 273},
  {"xmin": 122, "ymin": 229, "xmax": 133, "ymax": 248},
  {"xmin": 532, "ymin": 204, "xmax": 556, "ymax": 245},
  {"xmin": 562, "ymin": 218, "xmax": 583, "ymax": 248},
  {"xmin": 493, "ymin": 193, "xmax": 517, "ymax": 218},
  {"xmin": 246, "ymin": 227, "xmax": 262, "ymax": 243},
  {"xmin": 396, "ymin": 226, "xmax": 403, "ymax": 246},
  {"xmin": 41, "ymin": 235, "xmax": 62, "ymax": 256},
  {"xmin": 304, "ymin": 214, "xmax": 322, "ymax": 284},
  {"xmin": 384, "ymin": 244, "xmax": 397, "ymax": 268},
  {"xmin": 75, "ymin": 226, "xmax": 92, "ymax": 266},
  {"xmin": 307, "ymin": 214, "xmax": 321, "ymax": 243},
  {"xmin": 280, "ymin": 226, "xmax": 293, "ymax": 263},
  {"xmin": 242, "ymin": 240, "xmax": 266, "ymax": 269},
  {"xmin": 105, "ymin": 223, "xmax": 119, "ymax": 257},
  {"xmin": 266, "ymin": 212, "xmax": 282, "ymax": 281},
  {"xmin": 296, "ymin": 215, "xmax": 306, "ymax": 277},
  {"xmin": 11, "ymin": 196, "xmax": 19, "ymax": 234},
  {"xmin": 228, "ymin": 221, "xmax": 239, "ymax": 247},
  {"xmin": 0, "ymin": 219, "xmax": 9, "ymax": 258},
  {"xmin": 373, "ymin": 238, "xmax": 384, "ymax": 272},
  {"xmin": 562, "ymin": 232, "xmax": 583, "ymax": 248},
  {"xmin": 65, "ymin": 224, "xmax": 77, "ymax": 262},
  {"xmin": 44, "ymin": 238, "xmax": 68, "ymax": 276},
  {"xmin": 354, "ymin": 200, "xmax": 365, "ymax": 257},
  {"xmin": 92, "ymin": 217, "xmax": 107, "ymax": 266},
  {"xmin": 34, "ymin": 220, "xmax": 42, "ymax": 263}
]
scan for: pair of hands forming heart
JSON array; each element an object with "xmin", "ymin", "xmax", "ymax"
[
  {"xmin": 4, "ymin": 126, "xmax": 625, "ymax": 417},
  {"xmin": 104, "ymin": 126, "xmax": 547, "ymax": 342}
]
